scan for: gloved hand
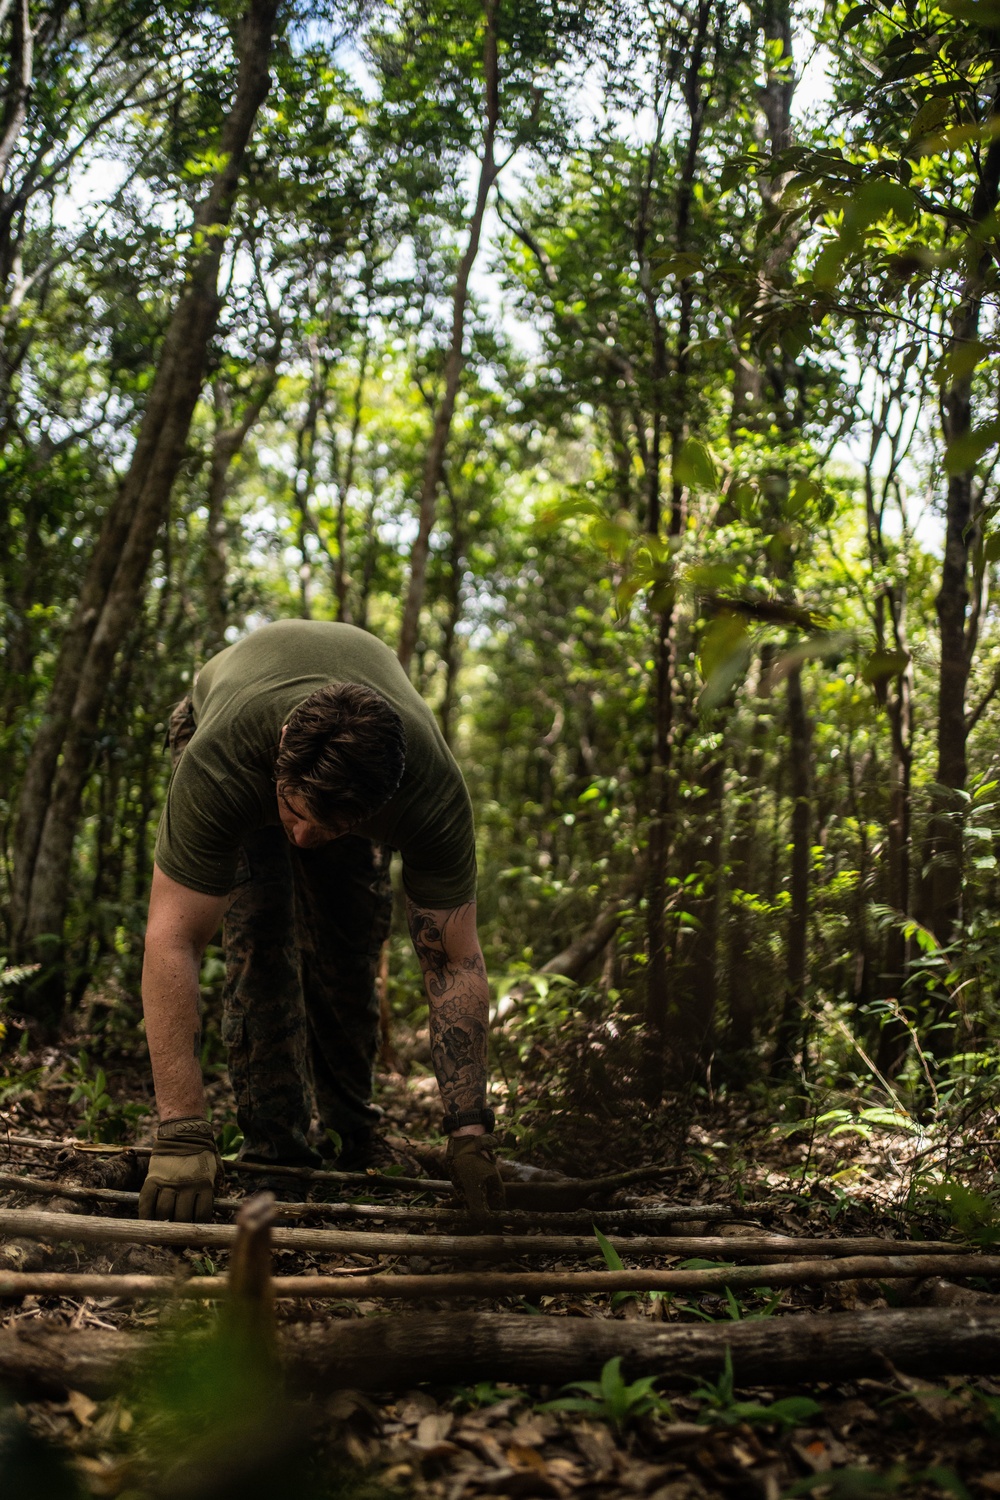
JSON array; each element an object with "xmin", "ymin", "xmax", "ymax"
[
  {"xmin": 447, "ymin": 1133, "xmax": 505, "ymax": 1217},
  {"xmin": 138, "ymin": 1117, "xmax": 220, "ymax": 1222}
]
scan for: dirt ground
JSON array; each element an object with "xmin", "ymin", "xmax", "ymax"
[{"xmin": 1, "ymin": 1033, "xmax": 1000, "ymax": 1499}]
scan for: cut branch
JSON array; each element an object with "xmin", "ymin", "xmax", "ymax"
[{"xmin": 0, "ymin": 1210, "xmax": 991, "ymax": 1281}]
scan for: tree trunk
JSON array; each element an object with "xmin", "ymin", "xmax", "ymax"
[
  {"xmin": 203, "ymin": 354, "xmax": 280, "ymax": 656},
  {"xmin": 4, "ymin": 1307, "xmax": 1000, "ymax": 1398},
  {"xmin": 396, "ymin": 0, "xmax": 500, "ymax": 674},
  {"xmin": 772, "ymin": 663, "xmax": 812, "ymax": 1070},
  {"xmin": 9, "ymin": 0, "xmax": 280, "ymax": 1017},
  {"xmin": 333, "ymin": 328, "xmax": 370, "ymax": 623},
  {"xmin": 669, "ymin": 730, "xmax": 724, "ymax": 1078},
  {"xmin": 920, "ymin": 110, "xmax": 1000, "ymax": 948},
  {"xmin": 726, "ymin": 660, "xmax": 772, "ymax": 1054},
  {"xmin": 637, "ymin": 5, "xmax": 711, "ymax": 1103},
  {"xmin": 438, "ymin": 477, "xmax": 465, "ymax": 746}
]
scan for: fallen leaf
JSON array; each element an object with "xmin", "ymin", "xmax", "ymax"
[
  {"xmin": 511, "ymin": 1413, "xmax": 558, "ymax": 1444},
  {"xmin": 66, "ymin": 1389, "xmax": 98, "ymax": 1427},
  {"xmin": 572, "ymin": 1421, "xmax": 619, "ymax": 1476},
  {"xmin": 507, "ymin": 1443, "xmax": 550, "ymax": 1472},
  {"xmin": 415, "ymin": 1412, "xmax": 454, "ymax": 1448},
  {"xmin": 399, "ymin": 1392, "xmax": 439, "ymax": 1424}
]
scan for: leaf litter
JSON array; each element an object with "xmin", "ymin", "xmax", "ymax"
[{"xmin": 1, "ymin": 1046, "xmax": 1000, "ymax": 1496}]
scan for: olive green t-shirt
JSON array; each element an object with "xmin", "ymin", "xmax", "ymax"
[{"xmin": 154, "ymin": 621, "xmax": 477, "ymax": 908}]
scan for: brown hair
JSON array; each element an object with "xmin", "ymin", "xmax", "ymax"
[{"xmin": 275, "ymin": 683, "xmax": 406, "ymax": 829}]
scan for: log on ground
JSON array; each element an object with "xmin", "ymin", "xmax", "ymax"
[{"xmin": 2, "ymin": 1307, "xmax": 1000, "ymax": 1398}]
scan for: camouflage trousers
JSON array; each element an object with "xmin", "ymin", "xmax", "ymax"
[{"xmin": 168, "ymin": 696, "xmax": 393, "ymax": 1166}]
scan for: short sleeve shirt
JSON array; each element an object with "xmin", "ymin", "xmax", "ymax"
[{"xmin": 154, "ymin": 621, "xmax": 477, "ymax": 908}]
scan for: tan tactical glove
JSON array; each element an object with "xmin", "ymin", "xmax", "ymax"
[
  {"xmin": 447, "ymin": 1133, "xmax": 505, "ymax": 1217},
  {"xmin": 138, "ymin": 1117, "xmax": 220, "ymax": 1223}
]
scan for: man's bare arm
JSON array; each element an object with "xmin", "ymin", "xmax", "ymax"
[
  {"xmin": 143, "ymin": 865, "xmax": 227, "ymax": 1121},
  {"xmin": 406, "ymin": 899, "xmax": 489, "ymax": 1135}
]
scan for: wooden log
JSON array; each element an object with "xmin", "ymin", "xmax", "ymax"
[
  {"xmin": 0, "ymin": 1253, "xmax": 997, "ymax": 1303},
  {"xmin": 287, "ymin": 1305, "xmax": 1000, "ymax": 1390},
  {"xmin": 0, "ymin": 1172, "xmax": 757, "ymax": 1230},
  {"xmin": 0, "ymin": 1205, "xmax": 969, "ymax": 1264},
  {"xmin": 3, "ymin": 1307, "xmax": 1000, "ymax": 1398}
]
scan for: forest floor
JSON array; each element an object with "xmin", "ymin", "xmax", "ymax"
[{"xmin": 1, "ymin": 1018, "xmax": 1000, "ymax": 1499}]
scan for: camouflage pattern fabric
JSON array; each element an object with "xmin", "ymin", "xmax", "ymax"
[{"xmin": 166, "ymin": 696, "xmax": 393, "ymax": 1166}]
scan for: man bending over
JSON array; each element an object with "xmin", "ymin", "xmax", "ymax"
[{"xmin": 139, "ymin": 619, "xmax": 503, "ymax": 1222}]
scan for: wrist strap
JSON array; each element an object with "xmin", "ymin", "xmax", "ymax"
[{"xmin": 158, "ymin": 1117, "xmax": 215, "ymax": 1147}]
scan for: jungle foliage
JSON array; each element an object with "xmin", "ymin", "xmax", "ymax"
[{"xmin": 3, "ymin": 0, "xmax": 1000, "ymax": 1133}]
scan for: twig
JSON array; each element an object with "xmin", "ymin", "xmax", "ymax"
[
  {"xmin": 0, "ymin": 1205, "xmax": 969, "ymax": 1262},
  {"xmin": 834, "ymin": 1017, "xmax": 910, "ymax": 1117},
  {"xmin": 0, "ymin": 1254, "xmax": 996, "ymax": 1303}
]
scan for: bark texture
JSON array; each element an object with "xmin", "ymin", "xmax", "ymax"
[
  {"xmin": 919, "ymin": 94, "xmax": 1000, "ymax": 946},
  {"xmin": 10, "ymin": 0, "xmax": 280, "ymax": 1012},
  {"xmin": 2, "ymin": 1307, "xmax": 1000, "ymax": 1398}
]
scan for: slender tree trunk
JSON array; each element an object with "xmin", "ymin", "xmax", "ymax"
[
  {"xmin": 669, "ymin": 734, "xmax": 724, "ymax": 1077},
  {"xmin": 726, "ymin": 650, "xmax": 773, "ymax": 1055},
  {"xmin": 333, "ymin": 329, "xmax": 370, "ymax": 624},
  {"xmin": 920, "ymin": 108, "xmax": 1000, "ymax": 948},
  {"xmin": 0, "ymin": 0, "xmax": 32, "ymax": 187},
  {"xmin": 438, "ymin": 478, "xmax": 465, "ymax": 747},
  {"xmin": 870, "ymin": 520, "xmax": 915, "ymax": 1075},
  {"xmin": 772, "ymin": 663, "xmax": 812, "ymax": 1070},
  {"xmin": 397, "ymin": 0, "xmax": 500, "ymax": 674},
  {"xmin": 10, "ymin": 0, "xmax": 280, "ymax": 1016},
  {"xmin": 640, "ymin": 3, "xmax": 710, "ymax": 1102},
  {"xmin": 203, "ymin": 355, "xmax": 280, "ymax": 656}
]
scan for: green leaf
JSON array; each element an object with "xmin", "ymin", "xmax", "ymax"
[
  {"xmin": 851, "ymin": 179, "xmax": 917, "ymax": 226},
  {"xmin": 593, "ymin": 1226, "xmax": 625, "ymax": 1271},
  {"xmin": 880, "ymin": 51, "xmax": 934, "ymax": 82},
  {"xmin": 590, "ymin": 517, "xmax": 634, "ymax": 561},
  {"xmin": 938, "ymin": 339, "xmax": 990, "ymax": 384},
  {"xmin": 698, "ymin": 614, "xmax": 751, "ymax": 711},
  {"xmin": 862, "ymin": 648, "xmax": 909, "ymax": 683},
  {"xmin": 839, "ymin": 2, "xmax": 873, "ymax": 30},
  {"xmin": 745, "ymin": 1395, "xmax": 823, "ymax": 1428},
  {"xmin": 941, "ymin": 0, "xmax": 1000, "ymax": 25},
  {"xmin": 945, "ymin": 418, "xmax": 1000, "ymax": 474},
  {"xmin": 906, "ymin": 96, "xmax": 950, "ymax": 143},
  {"xmin": 674, "ymin": 438, "xmax": 718, "ymax": 491}
]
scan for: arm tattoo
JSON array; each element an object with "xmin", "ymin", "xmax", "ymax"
[{"xmin": 407, "ymin": 900, "xmax": 490, "ymax": 1117}]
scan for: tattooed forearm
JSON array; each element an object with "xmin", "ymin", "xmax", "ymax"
[{"xmin": 407, "ymin": 900, "xmax": 490, "ymax": 1116}]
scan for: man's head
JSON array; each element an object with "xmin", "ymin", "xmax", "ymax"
[{"xmin": 275, "ymin": 682, "xmax": 406, "ymax": 846}]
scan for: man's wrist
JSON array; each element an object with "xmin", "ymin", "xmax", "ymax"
[{"xmin": 452, "ymin": 1123, "xmax": 486, "ymax": 1137}]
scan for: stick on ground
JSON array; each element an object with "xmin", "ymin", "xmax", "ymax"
[
  {"xmin": 0, "ymin": 1204, "xmax": 970, "ymax": 1263},
  {"xmin": 0, "ymin": 1253, "xmax": 996, "ymax": 1302}
]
